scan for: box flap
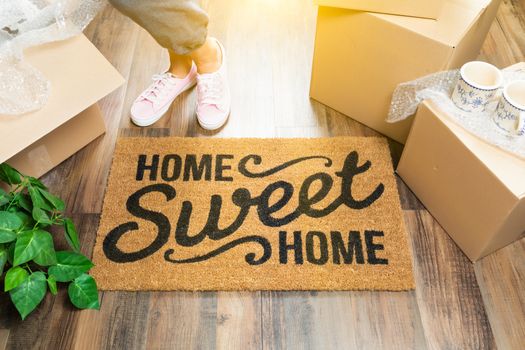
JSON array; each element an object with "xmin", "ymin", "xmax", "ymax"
[
  {"xmin": 372, "ymin": 0, "xmax": 492, "ymax": 46},
  {"xmin": 0, "ymin": 34, "xmax": 125, "ymax": 163},
  {"xmin": 425, "ymin": 100, "xmax": 525, "ymax": 198},
  {"xmin": 314, "ymin": 0, "xmax": 444, "ymax": 19}
]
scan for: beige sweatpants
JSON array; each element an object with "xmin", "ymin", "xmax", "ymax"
[{"xmin": 108, "ymin": 0, "xmax": 209, "ymax": 55}]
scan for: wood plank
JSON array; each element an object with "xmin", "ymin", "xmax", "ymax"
[
  {"xmin": 479, "ymin": 0, "xmax": 525, "ymax": 67},
  {"xmin": 404, "ymin": 210, "xmax": 496, "ymax": 349},
  {"xmin": 82, "ymin": 292, "xmax": 151, "ymax": 350},
  {"xmin": 474, "ymin": 238, "xmax": 525, "ymax": 349},
  {"xmin": 215, "ymin": 292, "xmax": 262, "ymax": 350},
  {"xmin": 144, "ymin": 292, "xmax": 217, "ymax": 350},
  {"xmin": 476, "ymin": 2, "xmax": 525, "ymax": 348},
  {"xmin": 262, "ymin": 290, "xmax": 426, "ymax": 350},
  {"xmin": 0, "ymin": 330, "xmax": 8, "ymax": 350},
  {"xmin": 201, "ymin": 0, "xmax": 278, "ymax": 138},
  {"xmin": 202, "ymin": 2, "xmax": 288, "ymax": 347}
]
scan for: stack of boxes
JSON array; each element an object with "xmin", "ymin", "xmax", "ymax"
[
  {"xmin": 310, "ymin": 0, "xmax": 525, "ymax": 261},
  {"xmin": 310, "ymin": 0, "xmax": 502, "ymax": 143}
]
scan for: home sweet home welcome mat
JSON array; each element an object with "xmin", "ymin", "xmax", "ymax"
[{"xmin": 91, "ymin": 137, "xmax": 414, "ymax": 291}]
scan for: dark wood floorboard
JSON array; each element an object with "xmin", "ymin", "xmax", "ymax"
[{"xmin": 405, "ymin": 211, "xmax": 496, "ymax": 349}]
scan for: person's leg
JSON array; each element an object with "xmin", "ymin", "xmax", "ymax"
[
  {"xmin": 168, "ymin": 51, "xmax": 193, "ymax": 77},
  {"xmin": 109, "ymin": 0, "xmax": 230, "ymax": 130},
  {"xmin": 189, "ymin": 37, "xmax": 222, "ymax": 74},
  {"xmin": 167, "ymin": 37, "xmax": 223, "ymax": 77},
  {"xmin": 109, "ymin": 0, "xmax": 208, "ymax": 126}
]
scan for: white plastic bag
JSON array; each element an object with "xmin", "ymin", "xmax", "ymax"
[{"xmin": 0, "ymin": 0, "xmax": 105, "ymax": 115}]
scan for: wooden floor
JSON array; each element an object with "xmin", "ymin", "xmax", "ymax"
[{"xmin": 1, "ymin": 0, "xmax": 525, "ymax": 348}]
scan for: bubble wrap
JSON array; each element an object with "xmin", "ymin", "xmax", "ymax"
[
  {"xmin": 0, "ymin": 0, "xmax": 106, "ymax": 115},
  {"xmin": 387, "ymin": 66, "xmax": 525, "ymax": 159}
]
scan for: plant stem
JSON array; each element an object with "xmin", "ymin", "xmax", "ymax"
[{"xmin": 5, "ymin": 179, "xmax": 26, "ymax": 211}]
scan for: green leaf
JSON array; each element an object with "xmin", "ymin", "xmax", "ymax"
[
  {"xmin": 47, "ymin": 275, "xmax": 58, "ymax": 295},
  {"xmin": 0, "ymin": 211, "xmax": 23, "ymax": 243},
  {"xmin": 17, "ymin": 194, "xmax": 33, "ymax": 213},
  {"xmin": 0, "ymin": 247, "xmax": 8, "ymax": 276},
  {"xmin": 14, "ymin": 211, "xmax": 33, "ymax": 230},
  {"xmin": 0, "ymin": 211, "xmax": 23, "ymax": 230},
  {"xmin": 37, "ymin": 188, "xmax": 65, "ymax": 212},
  {"xmin": 32, "ymin": 207, "xmax": 53, "ymax": 226},
  {"xmin": 63, "ymin": 218, "xmax": 80, "ymax": 252},
  {"xmin": 0, "ymin": 229, "xmax": 16, "ymax": 243},
  {"xmin": 28, "ymin": 177, "xmax": 47, "ymax": 190},
  {"xmin": 28, "ymin": 187, "xmax": 53, "ymax": 212},
  {"xmin": 9, "ymin": 271, "xmax": 47, "ymax": 320},
  {"xmin": 0, "ymin": 189, "xmax": 11, "ymax": 207},
  {"xmin": 0, "ymin": 163, "xmax": 22, "ymax": 186},
  {"xmin": 68, "ymin": 274, "xmax": 99, "ymax": 310},
  {"xmin": 48, "ymin": 251, "xmax": 94, "ymax": 282},
  {"xmin": 32, "ymin": 231, "xmax": 57, "ymax": 266},
  {"xmin": 7, "ymin": 242, "xmax": 15, "ymax": 265},
  {"xmin": 4, "ymin": 266, "xmax": 29, "ymax": 291},
  {"xmin": 13, "ymin": 230, "xmax": 40, "ymax": 266}
]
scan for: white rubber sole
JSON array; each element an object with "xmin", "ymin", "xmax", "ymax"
[
  {"xmin": 130, "ymin": 80, "xmax": 196, "ymax": 127},
  {"xmin": 196, "ymin": 109, "xmax": 231, "ymax": 131}
]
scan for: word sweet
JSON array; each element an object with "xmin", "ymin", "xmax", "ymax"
[{"xmin": 103, "ymin": 152, "xmax": 386, "ymax": 266}]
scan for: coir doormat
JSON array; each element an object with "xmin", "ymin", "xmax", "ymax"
[{"xmin": 91, "ymin": 137, "xmax": 414, "ymax": 291}]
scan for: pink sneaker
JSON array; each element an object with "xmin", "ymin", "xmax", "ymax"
[
  {"xmin": 196, "ymin": 39, "xmax": 231, "ymax": 130},
  {"xmin": 131, "ymin": 62, "xmax": 198, "ymax": 126}
]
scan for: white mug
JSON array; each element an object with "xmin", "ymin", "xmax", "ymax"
[
  {"xmin": 493, "ymin": 80, "xmax": 525, "ymax": 136},
  {"xmin": 451, "ymin": 61, "xmax": 503, "ymax": 113}
]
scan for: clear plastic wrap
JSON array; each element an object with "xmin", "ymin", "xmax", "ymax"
[
  {"xmin": 0, "ymin": 0, "xmax": 105, "ymax": 115},
  {"xmin": 387, "ymin": 66, "xmax": 525, "ymax": 159}
]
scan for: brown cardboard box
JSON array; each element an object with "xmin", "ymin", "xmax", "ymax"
[
  {"xmin": 0, "ymin": 35, "xmax": 124, "ymax": 178},
  {"xmin": 315, "ymin": 0, "xmax": 444, "ymax": 19},
  {"xmin": 397, "ymin": 99, "xmax": 525, "ymax": 261},
  {"xmin": 310, "ymin": 0, "xmax": 501, "ymax": 144}
]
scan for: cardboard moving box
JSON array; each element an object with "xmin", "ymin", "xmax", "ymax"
[
  {"xmin": 314, "ymin": 0, "xmax": 444, "ymax": 19},
  {"xmin": 310, "ymin": 0, "xmax": 501, "ymax": 143},
  {"xmin": 397, "ymin": 99, "xmax": 525, "ymax": 261},
  {"xmin": 0, "ymin": 34, "xmax": 124, "ymax": 178}
]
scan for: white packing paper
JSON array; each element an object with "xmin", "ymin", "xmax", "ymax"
[{"xmin": 387, "ymin": 66, "xmax": 525, "ymax": 159}]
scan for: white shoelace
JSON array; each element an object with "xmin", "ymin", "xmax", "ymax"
[
  {"xmin": 198, "ymin": 73, "xmax": 222, "ymax": 105},
  {"xmin": 140, "ymin": 73, "xmax": 175, "ymax": 103}
]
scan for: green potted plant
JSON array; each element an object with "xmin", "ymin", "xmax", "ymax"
[{"xmin": 0, "ymin": 163, "xmax": 99, "ymax": 319}]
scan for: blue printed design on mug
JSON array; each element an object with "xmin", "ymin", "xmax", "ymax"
[
  {"xmin": 453, "ymin": 81, "xmax": 494, "ymax": 112},
  {"xmin": 496, "ymin": 108, "xmax": 516, "ymax": 121},
  {"xmin": 494, "ymin": 98, "xmax": 525, "ymax": 136}
]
